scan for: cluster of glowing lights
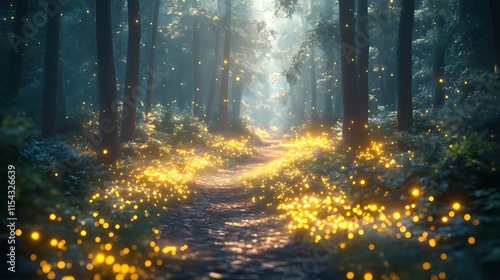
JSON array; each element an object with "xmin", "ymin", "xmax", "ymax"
[
  {"xmin": 243, "ymin": 134, "xmax": 480, "ymax": 279},
  {"xmin": 20, "ymin": 112, "xmax": 255, "ymax": 279}
]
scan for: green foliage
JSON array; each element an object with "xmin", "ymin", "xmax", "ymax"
[
  {"xmin": 145, "ymin": 108, "xmax": 210, "ymax": 146},
  {"xmin": 0, "ymin": 116, "xmax": 58, "ymax": 221},
  {"xmin": 244, "ymin": 75, "xmax": 500, "ymax": 277},
  {"xmin": 274, "ymin": 0, "xmax": 299, "ymax": 18},
  {"xmin": 0, "ymin": 115, "xmax": 34, "ymax": 158}
]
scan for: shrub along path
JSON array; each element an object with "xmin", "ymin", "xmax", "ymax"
[{"xmin": 158, "ymin": 140, "xmax": 339, "ymax": 280}]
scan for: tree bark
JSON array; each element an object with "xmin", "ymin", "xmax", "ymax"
[
  {"xmin": 396, "ymin": 0, "xmax": 415, "ymax": 131},
  {"xmin": 489, "ymin": 0, "xmax": 500, "ymax": 72},
  {"xmin": 6, "ymin": 0, "xmax": 28, "ymax": 101},
  {"xmin": 232, "ymin": 79, "xmax": 243, "ymax": 121},
  {"xmin": 58, "ymin": 59, "xmax": 67, "ymax": 120},
  {"xmin": 206, "ymin": 28, "xmax": 221, "ymax": 124},
  {"xmin": 324, "ymin": 58, "xmax": 334, "ymax": 121},
  {"xmin": 192, "ymin": 0, "xmax": 203, "ymax": 118},
  {"xmin": 289, "ymin": 85, "xmax": 296, "ymax": 120},
  {"xmin": 42, "ymin": 13, "xmax": 60, "ymax": 138},
  {"xmin": 96, "ymin": 0, "xmax": 119, "ymax": 163},
  {"xmin": 322, "ymin": 0, "xmax": 335, "ymax": 123},
  {"xmin": 145, "ymin": 0, "xmax": 160, "ymax": 115},
  {"xmin": 219, "ymin": 0, "xmax": 231, "ymax": 132},
  {"xmin": 88, "ymin": 0, "xmax": 99, "ymax": 105},
  {"xmin": 333, "ymin": 85, "xmax": 342, "ymax": 122},
  {"xmin": 356, "ymin": 0, "xmax": 369, "ymax": 133},
  {"xmin": 432, "ymin": 16, "xmax": 446, "ymax": 107},
  {"xmin": 297, "ymin": 86, "xmax": 306, "ymax": 124},
  {"xmin": 310, "ymin": 44, "xmax": 318, "ymax": 120},
  {"xmin": 120, "ymin": 0, "xmax": 141, "ymax": 142},
  {"xmin": 339, "ymin": 0, "xmax": 363, "ymax": 146}
]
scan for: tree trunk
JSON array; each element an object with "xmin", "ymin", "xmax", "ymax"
[
  {"xmin": 42, "ymin": 13, "xmax": 60, "ymax": 138},
  {"xmin": 6, "ymin": 0, "xmax": 28, "ymax": 101},
  {"xmin": 120, "ymin": 0, "xmax": 141, "ymax": 142},
  {"xmin": 380, "ymin": 66, "xmax": 388, "ymax": 105},
  {"xmin": 206, "ymin": 28, "xmax": 221, "ymax": 124},
  {"xmin": 489, "ymin": 0, "xmax": 500, "ymax": 72},
  {"xmin": 396, "ymin": 0, "xmax": 415, "ymax": 131},
  {"xmin": 145, "ymin": 0, "xmax": 160, "ymax": 115},
  {"xmin": 432, "ymin": 16, "xmax": 446, "ymax": 107},
  {"xmin": 219, "ymin": 0, "xmax": 231, "ymax": 132},
  {"xmin": 322, "ymin": 0, "xmax": 335, "ymax": 123},
  {"xmin": 324, "ymin": 59, "xmax": 334, "ymax": 121},
  {"xmin": 289, "ymin": 85, "xmax": 296, "ymax": 120},
  {"xmin": 232, "ymin": 79, "xmax": 243, "ymax": 121},
  {"xmin": 339, "ymin": 0, "xmax": 363, "ymax": 146},
  {"xmin": 89, "ymin": 0, "xmax": 99, "ymax": 105},
  {"xmin": 356, "ymin": 0, "xmax": 369, "ymax": 133},
  {"xmin": 310, "ymin": 45, "xmax": 318, "ymax": 120},
  {"xmin": 58, "ymin": 59, "xmax": 67, "ymax": 120},
  {"xmin": 333, "ymin": 86, "xmax": 342, "ymax": 122},
  {"xmin": 192, "ymin": 0, "xmax": 203, "ymax": 118},
  {"xmin": 96, "ymin": 0, "xmax": 119, "ymax": 163},
  {"xmin": 298, "ymin": 86, "xmax": 306, "ymax": 124}
]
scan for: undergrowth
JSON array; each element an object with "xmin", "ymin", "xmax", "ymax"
[
  {"xmin": 1, "ymin": 105, "xmax": 257, "ymax": 279},
  {"xmin": 242, "ymin": 81, "xmax": 500, "ymax": 279}
]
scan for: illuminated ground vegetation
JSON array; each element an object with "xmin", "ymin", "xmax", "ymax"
[
  {"xmin": 11, "ymin": 110, "xmax": 256, "ymax": 280},
  {"xmin": 242, "ymin": 130, "xmax": 498, "ymax": 280},
  {"xmin": 4, "ymin": 104, "xmax": 499, "ymax": 280}
]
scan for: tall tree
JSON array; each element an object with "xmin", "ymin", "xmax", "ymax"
[
  {"xmin": 339, "ymin": 0, "xmax": 364, "ymax": 146},
  {"xmin": 57, "ymin": 59, "xmax": 67, "ymax": 120},
  {"xmin": 145, "ymin": 0, "xmax": 160, "ymax": 116},
  {"xmin": 318, "ymin": 0, "xmax": 337, "ymax": 122},
  {"xmin": 219, "ymin": 0, "xmax": 232, "ymax": 132},
  {"xmin": 5, "ymin": 0, "xmax": 28, "ymax": 100},
  {"xmin": 356, "ymin": 0, "xmax": 369, "ymax": 131},
  {"xmin": 489, "ymin": 0, "xmax": 500, "ymax": 72},
  {"xmin": 206, "ymin": 27, "xmax": 221, "ymax": 123},
  {"xmin": 324, "ymin": 58, "xmax": 335, "ymax": 121},
  {"xmin": 87, "ymin": 0, "xmax": 99, "ymax": 105},
  {"xmin": 96, "ymin": 0, "xmax": 119, "ymax": 163},
  {"xmin": 396, "ymin": 0, "xmax": 415, "ymax": 131},
  {"xmin": 232, "ymin": 76, "xmax": 243, "ymax": 121},
  {"xmin": 310, "ymin": 44, "xmax": 318, "ymax": 120},
  {"xmin": 120, "ymin": 0, "xmax": 141, "ymax": 142},
  {"xmin": 432, "ymin": 15, "xmax": 446, "ymax": 107},
  {"xmin": 322, "ymin": 39, "xmax": 340, "ymax": 123},
  {"xmin": 192, "ymin": 0, "xmax": 203, "ymax": 118},
  {"xmin": 42, "ymin": 12, "xmax": 61, "ymax": 138}
]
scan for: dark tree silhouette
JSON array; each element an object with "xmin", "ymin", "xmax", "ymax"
[
  {"xmin": 397, "ymin": 0, "xmax": 415, "ymax": 131},
  {"xmin": 120, "ymin": 0, "xmax": 141, "ymax": 143},
  {"xmin": 86, "ymin": 0, "xmax": 100, "ymax": 105},
  {"xmin": 206, "ymin": 28, "xmax": 221, "ymax": 123},
  {"xmin": 6, "ymin": 0, "xmax": 28, "ymax": 100},
  {"xmin": 324, "ymin": 57, "xmax": 335, "ymax": 121},
  {"xmin": 96, "ymin": 0, "xmax": 119, "ymax": 163},
  {"xmin": 232, "ymin": 77, "xmax": 243, "ymax": 121},
  {"xmin": 432, "ymin": 16, "xmax": 446, "ymax": 107},
  {"xmin": 42, "ymin": 13, "xmax": 61, "ymax": 138},
  {"xmin": 310, "ymin": 44, "xmax": 317, "ymax": 120},
  {"xmin": 145, "ymin": 0, "xmax": 160, "ymax": 116},
  {"xmin": 58, "ymin": 59, "xmax": 67, "ymax": 120},
  {"xmin": 356, "ymin": 0, "xmax": 369, "ymax": 132},
  {"xmin": 489, "ymin": 0, "xmax": 500, "ymax": 72},
  {"xmin": 219, "ymin": 0, "xmax": 232, "ymax": 132},
  {"xmin": 192, "ymin": 0, "xmax": 203, "ymax": 118},
  {"xmin": 339, "ymin": 0, "xmax": 364, "ymax": 146}
]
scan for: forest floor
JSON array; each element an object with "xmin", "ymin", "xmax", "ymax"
[{"xmin": 157, "ymin": 140, "xmax": 338, "ymax": 279}]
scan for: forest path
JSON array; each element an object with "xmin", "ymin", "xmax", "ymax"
[{"xmin": 158, "ymin": 139, "xmax": 336, "ymax": 280}]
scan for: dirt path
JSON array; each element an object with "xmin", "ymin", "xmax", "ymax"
[{"xmin": 158, "ymin": 140, "xmax": 337, "ymax": 279}]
